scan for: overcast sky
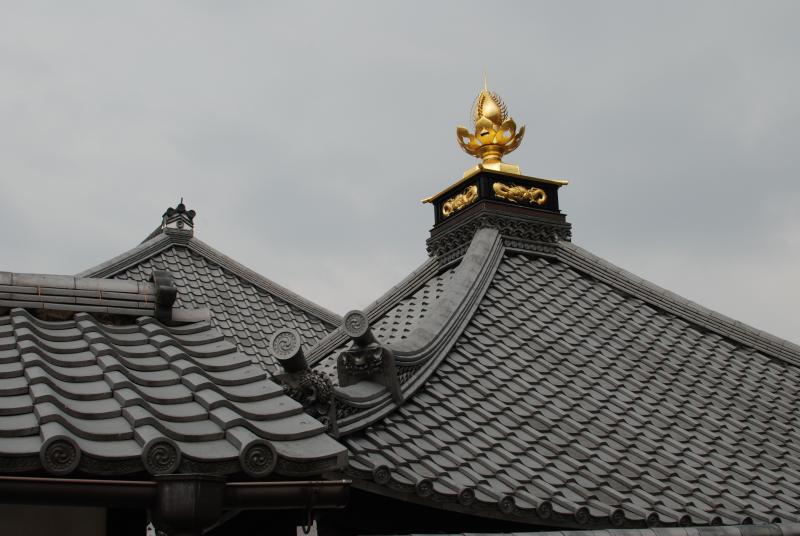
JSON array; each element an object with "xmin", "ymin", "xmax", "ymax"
[{"xmin": 1, "ymin": 2, "xmax": 799, "ymax": 343}]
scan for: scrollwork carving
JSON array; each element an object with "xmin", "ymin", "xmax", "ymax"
[
  {"xmin": 142, "ymin": 438, "xmax": 181, "ymax": 475},
  {"xmin": 281, "ymin": 369, "xmax": 334, "ymax": 423},
  {"xmin": 646, "ymin": 512, "xmax": 661, "ymax": 527},
  {"xmin": 41, "ymin": 436, "xmax": 81, "ymax": 476},
  {"xmin": 537, "ymin": 500, "xmax": 553, "ymax": 519},
  {"xmin": 271, "ymin": 329, "xmax": 301, "ymax": 361},
  {"xmin": 611, "ymin": 508, "xmax": 626, "ymax": 527},
  {"xmin": 493, "ymin": 182, "xmax": 547, "ymax": 205},
  {"xmin": 240, "ymin": 440, "xmax": 277, "ymax": 478},
  {"xmin": 427, "ymin": 214, "xmax": 571, "ymax": 259},
  {"xmin": 498, "ymin": 495, "xmax": 515, "ymax": 514},
  {"xmin": 373, "ymin": 465, "xmax": 391, "ymax": 485},
  {"xmin": 575, "ymin": 506, "xmax": 591, "ymax": 525},
  {"xmin": 442, "ymin": 185, "xmax": 478, "ymax": 217},
  {"xmin": 339, "ymin": 344, "xmax": 384, "ymax": 377},
  {"xmin": 457, "ymin": 487, "xmax": 476, "ymax": 506},
  {"xmin": 272, "ymin": 327, "xmax": 334, "ymax": 422},
  {"xmin": 415, "ymin": 478, "xmax": 433, "ymax": 498},
  {"xmin": 343, "ymin": 310, "xmax": 369, "ymax": 339},
  {"xmin": 336, "ymin": 310, "xmax": 402, "ymax": 403}
]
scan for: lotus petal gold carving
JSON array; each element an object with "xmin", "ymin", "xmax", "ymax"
[{"xmin": 457, "ymin": 82, "xmax": 525, "ymax": 175}]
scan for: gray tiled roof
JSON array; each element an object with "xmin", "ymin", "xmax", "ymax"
[
  {"xmin": 0, "ymin": 307, "xmax": 346, "ymax": 477},
  {"xmin": 371, "ymin": 267, "xmax": 456, "ymax": 345},
  {"xmin": 314, "ymin": 266, "xmax": 457, "ymax": 385},
  {"xmin": 404, "ymin": 524, "xmax": 800, "ymax": 536},
  {"xmin": 306, "ymin": 256, "xmax": 444, "ymax": 366},
  {"xmin": 330, "ymin": 230, "xmax": 800, "ymax": 528},
  {"xmin": 80, "ymin": 231, "xmax": 340, "ymax": 370}
]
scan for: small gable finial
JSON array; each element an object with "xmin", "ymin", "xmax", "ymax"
[{"xmin": 161, "ymin": 200, "xmax": 196, "ymax": 235}]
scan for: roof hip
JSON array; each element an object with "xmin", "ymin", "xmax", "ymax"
[
  {"xmin": 320, "ymin": 228, "xmax": 506, "ymax": 435},
  {"xmin": 555, "ymin": 241, "xmax": 800, "ymax": 367}
]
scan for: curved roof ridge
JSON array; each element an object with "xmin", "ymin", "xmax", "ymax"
[
  {"xmin": 557, "ymin": 241, "xmax": 800, "ymax": 367},
  {"xmin": 328, "ymin": 228, "xmax": 505, "ymax": 435},
  {"xmin": 306, "ymin": 256, "xmax": 443, "ymax": 364},
  {"xmin": 341, "ymin": 242, "xmax": 800, "ymax": 527},
  {"xmin": 390, "ymin": 228, "xmax": 503, "ymax": 358}
]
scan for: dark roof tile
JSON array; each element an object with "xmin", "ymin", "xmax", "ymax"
[
  {"xmin": 340, "ymin": 246, "xmax": 800, "ymax": 527},
  {"xmin": 0, "ymin": 308, "xmax": 346, "ymax": 477},
  {"xmin": 80, "ymin": 236, "xmax": 339, "ymax": 370}
]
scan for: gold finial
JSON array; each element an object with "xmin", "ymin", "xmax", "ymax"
[{"xmin": 456, "ymin": 82, "xmax": 525, "ymax": 177}]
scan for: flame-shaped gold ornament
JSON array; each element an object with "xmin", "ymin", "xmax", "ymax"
[{"xmin": 456, "ymin": 82, "xmax": 525, "ymax": 177}]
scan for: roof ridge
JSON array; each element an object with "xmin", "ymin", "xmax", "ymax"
[
  {"xmin": 342, "ymin": 243, "xmax": 800, "ymax": 528},
  {"xmin": 186, "ymin": 237, "xmax": 341, "ymax": 327},
  {"xmin": 557, "ymin": 241, "xmax": 800, "ymax": 367},
  {"xmin": 0, "ymin": 270, "xmax": 210, "ymax": 323},
  {"xmin": 330, "ymin": 228, "xmax": 505, "ymax": 435},
  {"xmin": 390, "ymin": 228, "xmax": 503, "ymax": 357},
  {"xmin": 77, "ymin": 232, "xmax": 341, "ymax": 328},
  {"xmin": 306, "ymin": 256, "xmax": 443, "ymax": 364},
  {"xmin": 77, "ymin": 233, "xmax": 175, "ymax": 278}
]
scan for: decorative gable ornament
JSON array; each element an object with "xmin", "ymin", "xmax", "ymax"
[{"xmin": 161, "ymin": 200, "xmax": 196, "ymax": 233}]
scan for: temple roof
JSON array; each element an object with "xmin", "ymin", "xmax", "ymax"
[
  {"xmin": 403, "ymin": 525, "xmax": 800, "ymax": 536},
  {"xmin": 0, "ymin": 77, "xmax": 794, "ymax": 530},
  {"xmin": 0, "ymin": 307, "xmax": 346, "ymax": 478},
  {"xmin": 79, "ymin": 203, "xmax": 341, "ymax": 370},
  {"xmin": 309, "ymin": 204, "xmax": 800, "ymax": 528}
]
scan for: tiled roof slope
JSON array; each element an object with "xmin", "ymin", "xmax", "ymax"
[
  {"xmin": 405, "ymin": 524, "xmax": 800, "ymax": 536},
  {"xmin": 306, "ymin": 256, "xmax": 444, "ymax": 365},
  {"xmin": 314, "ymin": 266, "xmax": 457, "ymax": 384},
  {"xmin": 340, "ymin": 238, "xmax": 800, "ymax": 529},
  {"xmin": 371, "ymin": 267, "xmax": 456, "ymax": 345},
  {"xmin": 79, "ymin": 232, "xmax": 340, "ymax": 370},
  {"xmin": 0, "ymin": 308, "xmax": 346, "ymax": 477}
]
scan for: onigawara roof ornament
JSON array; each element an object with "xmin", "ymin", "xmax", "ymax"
[{"xmin": 457, "ymin": 79, "xmax": 525, "ymax": 177}]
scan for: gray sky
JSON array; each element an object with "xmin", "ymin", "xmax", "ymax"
[{"xmin": 2, "ymin": 1, "xmax": 799, "ymax": 343}]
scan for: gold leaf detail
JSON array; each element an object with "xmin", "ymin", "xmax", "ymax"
[
  {"xmin": 457, "ymin": 86, "xmax": 524, "ymax": 173},
  {"xmin": 442, "ymin": 185, "xmax": 479, "ymax": 217},
  {"xmin": 492, "ymin": 182, "xmax": 547, "ymax": 206}
]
